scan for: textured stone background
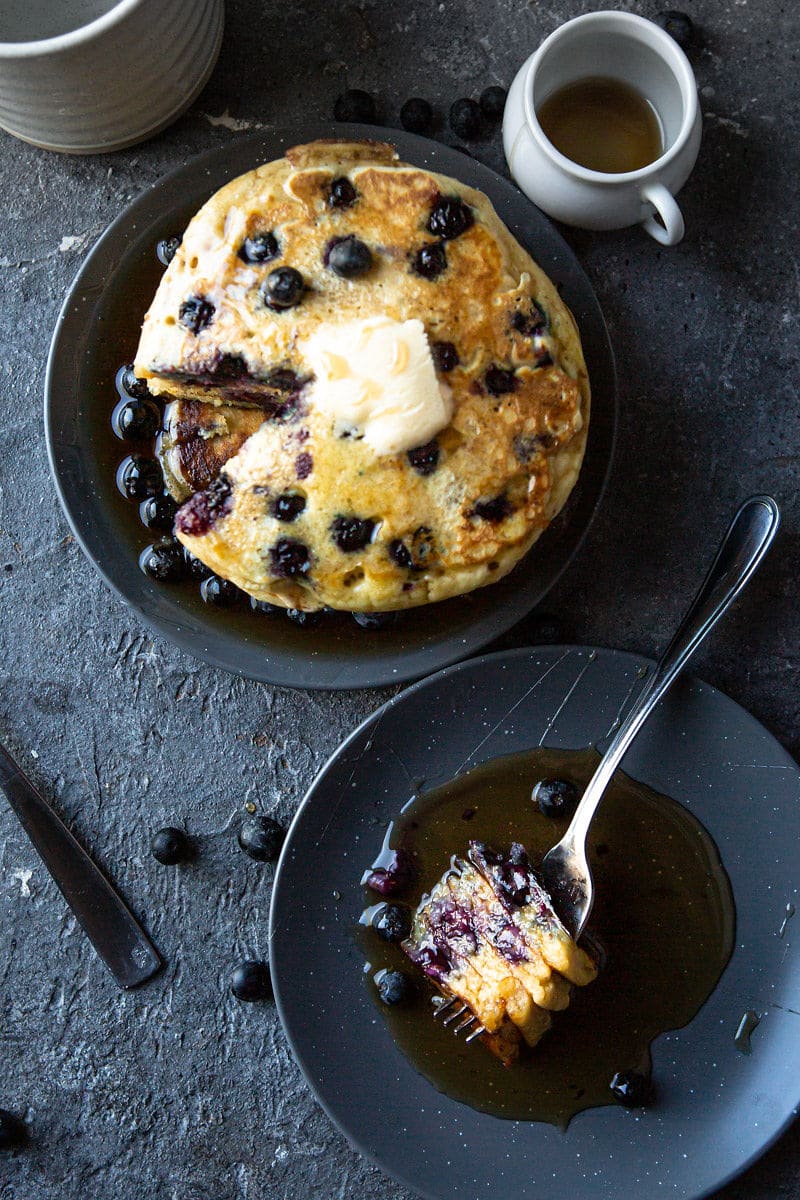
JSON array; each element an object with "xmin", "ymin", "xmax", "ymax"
[{"xmin": 0, "ymin": 0, "xmax": 798, "ymax": 1197}]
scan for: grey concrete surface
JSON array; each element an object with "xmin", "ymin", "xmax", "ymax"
[{"xmin": 0, "ymin": 1, "xmax": 798, "ymax": 1197}]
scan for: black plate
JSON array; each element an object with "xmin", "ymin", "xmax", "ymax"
[
  {"xmin": 270, "ymin": 645, "xmax": 800, "ymax": 1199},
  {"xmin": 45, "ymin": 125, "xmax": 616, "ymax": 690}
]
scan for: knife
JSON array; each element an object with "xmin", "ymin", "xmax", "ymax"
[{"xmin": 0, "ymin": 741, "xmax": 162, "ymax": 988}]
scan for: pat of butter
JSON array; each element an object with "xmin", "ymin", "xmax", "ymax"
[{"xmin": 302, "ymin": 316, "xmax": 452, "ymax": 456}]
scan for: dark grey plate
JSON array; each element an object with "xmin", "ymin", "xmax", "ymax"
[
  {"xmin": 44, "ymin": 125, "xmax": 616, "ymax": 690},
  {"xmin": 270, "ymin": 645, "xmax": 800, "ymax": 1200}
]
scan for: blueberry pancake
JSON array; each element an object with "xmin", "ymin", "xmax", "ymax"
[{"xmin": 134, "ymin": 139, "xmax": 590, "ymax": 612}]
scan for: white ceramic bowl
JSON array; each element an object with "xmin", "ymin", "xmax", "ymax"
[{"xmin": 0, "ymin": 0, "xmax": 224, "ymax": 154}]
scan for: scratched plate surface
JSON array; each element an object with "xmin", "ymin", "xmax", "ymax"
[
  {"xmin": 44, "ymin": 124, "xmax": 615, "ymax": 690},
  {"xmin": 270, "ymin": 645, "xmax": 800, "ymax": 1200}
]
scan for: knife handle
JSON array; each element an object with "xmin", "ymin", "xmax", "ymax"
[{"xmin": 0, "ymin": 744, "xmax": 162, "ymax": 988}]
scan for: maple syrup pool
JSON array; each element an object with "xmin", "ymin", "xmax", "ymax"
[{"xmin": 359, "ymin": 746, "xmax": 735, "ymax": 1126}]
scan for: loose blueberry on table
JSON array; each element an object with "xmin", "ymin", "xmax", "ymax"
[
  {"xmin": 479, "ymin": 85, "xmax": 507, "ymax": 121},
  {"xmin": 449, "ymin": 97, "xmax": 482, "ymax": 139},
  {"xmin": 150, "ymin": 826, "xmax": 193, "ymax": 865},
  {"xmin": 0, "ymin": 1110, "xmax": 26, "ymax": 1152},
  {"xmin": 400, "ymin": 96, "xmax": 433, "ymax": 134},
  {"xmin": 333, "ymin": 88, "xmax": 377, "ymax": 123},
  {"xmin": 238, "ymin": 815, "xmax": 285, "ymax": 862},
  {"xmin": 533, "ymin": 778, "xmax": 580, "ymax": 819},
  {"xmin": 655, "ymin": 9, "xmax": 694, "ymax": 48},
  {"xmin": 231, "ymin": 959, "xmax": 272, "ymax": 1002}
]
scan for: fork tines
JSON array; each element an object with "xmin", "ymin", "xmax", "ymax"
[{"xmin": 432, "ymin": 994, "xmax": 486, "ymax": 1040}]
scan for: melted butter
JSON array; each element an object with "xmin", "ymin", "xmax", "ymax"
[
  {"xmin": 301, "ymin": 316, "xmax": 452, "ymax": 455},
  {"xmin": 359, "ymin": 747, "xmax": 735, "ymax": 1126}
]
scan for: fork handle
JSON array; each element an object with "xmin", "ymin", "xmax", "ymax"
[
  {"xmin": 0, "ymin": 743, "xmax": 162, "ymax": 989},
  {"xmin": 563, "ymin": 495, "xmax": 780, "ymax": 851}
]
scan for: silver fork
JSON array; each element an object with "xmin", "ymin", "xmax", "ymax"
[
  {"xmin": 435, "ymin": 496, "xmax": 779, "ymax": 1041},
  {"xmin": 539, "ymin": 494, "xmax": 780, "ymax": 940}
]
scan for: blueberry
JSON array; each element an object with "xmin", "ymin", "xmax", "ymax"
[
  {"xmin": 400, "ymin": 97, "xmax": 433, "ymax": 133},
  {"xmin": 519, "ymin": 612, "xmax": 564, "ymax": 645},
  {"xmin": 609, "ymin": 1069, "xmax": 654, "ymax": 1107},
  {"xmin": 269, "ymin": 537, "xmax": 311, "ymax": 578},
  {"xmin": 265, "ymin": 367, "xmax": 301, "ymax": 393},
  {"xmin": 113, "ymin": 397, "xmax": 161, "ymax": 441},
  {"xmin": 175, "ymin": 473, "xmax": 233, "ymax": 537},
  {"xmin": 406, "ymin": 440, "xmax": 439, "ymax": 476},
  {"xmin": 331, "ymin": 515, "xmax": 377, "ymax": 552},
  {"xmin": 430, "ymin": 340, "xmax": 459, "ymax": 372},
  {"xmin": 269, "ymin": 493, "xmax": 306, "ymax": 522},
  {"xmin": 388, "ymin": 539, "xmax": 413, "ymax": 570},
  {"xmin": 179, "ymin": 294, "xmax": 215, "ymax": 334},
  {"xmin": 118, "ymin": 455, "xmax": 163, "ymax": 500},
  {"xmin": 251, "ymin": 597, "xmax": 283, "ymax": 616},
  {"xmin": 231, "ymin": 959, "xmax": 272, "ymax": 1002},
  {"xmin": 655, "ymin": 10, "xmax": 694, "ymax": 48},
  {"xmin": 376, "ymin": 969, "xmax": 414, "ymax": 1005},
  {"xmin": 469, "ymin": 493, "xmax": 513, "ymax": 522},
  {"xmin": 286, "ymin": 607, "xmax": 322, "ymax": 627},
  {"xmin": 513, "ymin": 432, "xmax": 555, "ymax": 463},
  {"xmin": 427, "ymin": 195, "xmax": 475, "ymax": 240},
  {"xmin": 511, "ymin": 305, "xmax": 547, "ymax": 336},
  {"xmin": 328, "ymin": 176, "xmax": 357, "ymax": 209},
  {"xmin": 373, "ymin": 903, "xmax": 412, "ymax": 942},
  {"xmin": 200, "ymin": 575, "xmax": 240, "ymax": 606},
  {"xmin": 150, "ymin": 826, "xmax": 193, "ymax": 865},
  {"xmin": 326, "ymin": 235, "xmax": 373, "ymax": 278},
  {"xmin": 365, "ymin": 848, "xmax": 415, "ymax": 896},
  {"xmin": 411, "ymin": 242, "xmax": 447, "ymax": 280},
  {"xmin": 261, "ymin": 266, "xmax": 305, "ymax": 310},
  {"xmin": 0, "ymin": 1110, "xmax": 26, "ymax": 1152},
  {"xmin": 140, "ymin": 494, "xmax": 177, "ymax": 532},
  {"xmin": 295, "ymin": 451, "xmax": 313, "ymax": 480},
  {"xmin": 140, "ymin": 539, "xmax": 189, "ymax": 583},
  {"xmin": 449, "ymin": 97, "xmax": 481, "ymax": 140},
  {"xmin": 238, "ymin": 814, "xmax": 285, "ymax": 862},
  {"xmin": 533, "ymin": 777, "xmax": 580, "ymax": 819},
  {"xmin": 239, "ymin": 231, "xmax": 279, "ymax": 264},
  {"xmin": 485, "ymin": 366, "xmax": 517, "ymax": 396},
  {"xmin": 156, "ymin": 236, "xmax": 181, "ymax": 266},
  {"xmin": 183, "ymin": 548, "xmax": 214, "ymax": 579},
  {"xmin": 120, "ymin": 365, "xmax": 150, "ymax": 399},
  {"xmin": 334, "ymin": 88, "xmax": 377, "ymax": 123},
  {"xmin": 479, "ymin": 85, "xmax": 507, "ymax": 121},
  {"xmin": 352, "ymin": 611, "xmax": 396, "ymax": 630}
]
